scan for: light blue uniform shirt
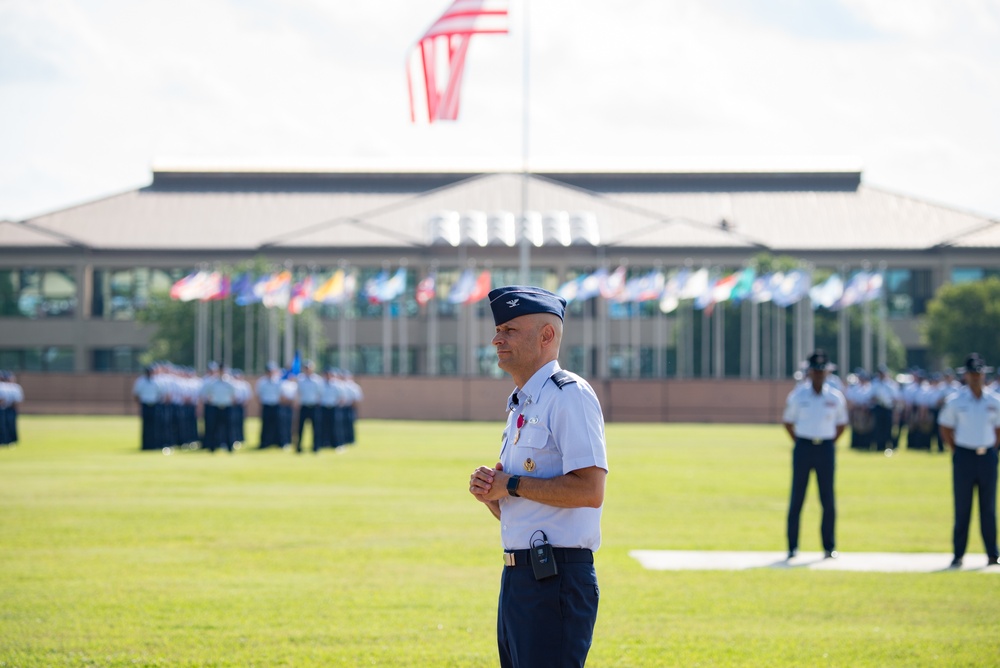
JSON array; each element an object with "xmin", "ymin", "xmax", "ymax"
[
  {"xmin": 256, "ymin": 375, "xmax": 282, "ymax": 406},
  {"xmin": 938, "ymin": 386, "xmax": 1000, "ymax": 449},
  {"xmin": 498, "ymin": 360, "xmax": 608, "ymax": 552}
]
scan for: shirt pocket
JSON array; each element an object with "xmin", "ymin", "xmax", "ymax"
[{"xmin": 519, "ymin": 418, "xmax": 550, "ymax": 449}]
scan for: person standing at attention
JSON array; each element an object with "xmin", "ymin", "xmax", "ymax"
[
  {"xmin": 469, "ymin": 286, "xmax": 608, "ymax": 668},
  {"xmin": 938, "ymin": 353, "xmax": 1000, "ymax": 568},
  {"xmin": 295, "ymin": 360, "xmax": 323, "ymax": 454},
  {"xmin": 783, "ymin": 348, "xmax": 848, "ymax": 560}
]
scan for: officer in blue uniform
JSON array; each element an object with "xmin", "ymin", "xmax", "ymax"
[
  {"xmin": 256, "ymin": 362, "xmax": 283, "ymax": 449},
  {"xmin": 296, "ymin": 360, "xmax": 323, "ymax": 453},
  {"xmin": 938, "ymin": 353, "xmax": 1000, "ymax": 568},
  {"xmin": 133, "ymin": 366, "xmax": 163, "ymax": 450},
  {"xmin": 469, "ymin": 286, "xmax": 608, "ymax": 668},
  {"xmin": 783, "ymin": 349, "xmax": 848, "ymax": 560}
]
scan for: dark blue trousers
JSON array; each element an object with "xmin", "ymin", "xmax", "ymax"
[
  {"xmin": 258, "ymin": 404, "xmax": 281, "ymax": 448},
  {"xmin": 872, "ymin": 405, "xmax": 893, "ymax": 450},
  {"xmin": 952, "ymin": 447, "xmax": 999, "ymax": 559},
  {"xmin": 787, "ymin": 439, "xmax": 836, "ymax": 553},
  {"xmin": 497, "ymin": 561, "xmax": 599, "ymax": 668},
  {"xmin": 296, "ymin": 404, "xmax": 321, "ymax": 452},
  {"xmin": 140, "ymin": 403, "xmax": 158, "ymax": 450},
  {"xmin": 278, "ymin": 405, "xmax": 292, "ymax": 446}
]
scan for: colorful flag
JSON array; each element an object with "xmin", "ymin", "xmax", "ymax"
[
  {"xmin": 289, "ymin": 276, "xmax": 314, "ymax": 315},
  {"xmin": 261, "ymin": 271, "xmax": 292, "ymax": 309},
  {"xmin": 772, "ymin": 270, "xmax": 811, "ymax": 307},
  {"xmin": 378, "ymin": 267, "xmax": 408, "ymax": 302},
  {"xmin": 465, "ymin": 270, "xmax": 492, "ymax": 303},
  {"xmin": 363, "ymin": 270, "xmax": 389, "ymax": 304},
  {"xmin": 557, "ymin": 274, "xmax": 585, "ymax": 303},
  {"xmin": 810, "ymin": 274, "xmax": 844, "ymax": 309},
  {"xmin": 170, "ymin": 271, "xmax": 208, "ymax": 302},
  {"xmin": 695, "ymin": 271, "xmax": 740, "ymax": 311},
  {"xmin": 407, "ymin": 0, "xmax": 509, "ymax": 123},
  {"xmin": 232, "ymin": 272, "xmax": 260, "ymax": 306},
  {"xmin": 576, "ymin": 268, "xmax": 605, "ymax": 301},
  {"xmin": 679, "ymin": 267, "xmax": 710, "ymax": 301},
  {"xmin": 313, "ymin": 270, "xmax": 345, "ymax": 304},
  {"xmin": 729, "ymin": 268, "xmax": 757, "ymax": 303},
  {"xmin": 832, "ymin": 271, "xmax": 869, "ymax": 310},
  {"xmin": 415, "ymin": 272, "xmax": 437, "ymax": 306},
  {"xmin": 600, "ymin": 266, "xmax": 627, "ymax": 300},
  {"xmin": 202, "ymin": 272, "xmax": 230, "ymax": 301},
  {"xmin": 750, "ymin": 272, "xmax": 783, "ymax": 304},
  {"xmin": 860, "ymin": 272, "xmax": 884, "ymax": 303},
  {"xmin": 447, "ymin": 268, "xmax": 477, "ymax": 303},
  {"xmin": 621, "ymin": 269, "xmax": 665, "ymax": 303},
  {"xmin": 659, "ymin": 268, "xmax": 690, "ymax": 314}
]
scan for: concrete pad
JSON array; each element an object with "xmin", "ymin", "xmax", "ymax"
[{"xmin": 629, "ymin": 550, "xmax": 1000, "ymax": 573}]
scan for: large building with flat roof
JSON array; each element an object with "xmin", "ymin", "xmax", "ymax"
[{"xmin": 1, "ymin": 165, "xmax": 998, "ymax": 382}]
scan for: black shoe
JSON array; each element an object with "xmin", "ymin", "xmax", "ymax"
[
  {"xmin": 787, "ymin": 549, "xmax": 797, "ymax": 560},
  {"xmin": 988, "ymin": 556, "xmax": 999, "ymax": 566},
  {"xmin": 949, "ymin": 557, "xmax": 963, "ymax": 569},
  {"xmin": 824, "ymin": 550, "xmax": 839, "ymax": 559}
]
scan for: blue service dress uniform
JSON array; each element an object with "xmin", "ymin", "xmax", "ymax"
[
  {"xmin": 496, "ymin": 360, "xmax": 608, "ymax": 668},
  {"xmin": 783, "ymin": 381, "xmax": 848, "ymax": 556}
]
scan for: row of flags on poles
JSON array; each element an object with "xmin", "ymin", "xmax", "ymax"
[{"xmin": 169, "ymin": 266, "xmax": 885, "ymax": 315}]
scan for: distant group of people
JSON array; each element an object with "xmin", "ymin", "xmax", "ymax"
[
  {"xmin": 0, "ymin": 370, "xmax": 24, "ymax": 447},
  {"xmin": 842, "ymin": 364, "xmax": 997, "ymax": 453},
  {"xmin": 784, "ymin": 349, "xmax": 1000, "ymax": 569},
  {"xmin": 132, "ymin": 360, "xmax": 362, "ymax": 454}
]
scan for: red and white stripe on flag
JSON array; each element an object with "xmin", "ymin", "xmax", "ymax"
[{"xmin": 407, "ymin": 0, "xmax": 509, "ymax": 123}]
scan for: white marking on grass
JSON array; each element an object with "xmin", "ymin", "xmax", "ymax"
[{"xmin": 629, "ymin": 550, "xmax": 1000, "ymax": 573}]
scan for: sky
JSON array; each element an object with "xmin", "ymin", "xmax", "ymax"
[{"xmin": 2, "ymin": 0, "xmax": 999, "ymax": 222}]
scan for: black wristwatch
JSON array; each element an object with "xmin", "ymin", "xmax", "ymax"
[{"xmin": 506, "ymin": 475, "xmax": 521, "ymax": 497}]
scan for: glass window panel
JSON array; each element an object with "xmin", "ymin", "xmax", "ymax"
[
  {"xmin": 437, "ymin": 344, "xmax": 458, "ymax": 376},
  {"xmin": 109, "ymin": 269, "xmax": 135, "ymax": 320}
]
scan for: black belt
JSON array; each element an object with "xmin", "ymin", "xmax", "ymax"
[
  {"xmin": 503, "ymin": 547, "xmax": 593, "ymax": 568},
  {"xmin": 796, "ymin": 437, "xmax": 832, "ymax": 446},
  {"xmin": 956, "ymin": 445, "xmax": 993, "ymax": 455}
]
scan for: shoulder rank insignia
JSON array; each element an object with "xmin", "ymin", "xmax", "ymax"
[{"xmin": 549, "ymin": 370, "xmax": 577, "ymax": 390}]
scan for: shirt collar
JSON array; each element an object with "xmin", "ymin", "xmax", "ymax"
[{"xmin": 508, "ymin": 360, "xmax": 561, "ymax": 411}]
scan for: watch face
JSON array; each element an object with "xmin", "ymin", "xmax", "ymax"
[{"xmin": 507, "ymin": 476, "xmax": 520, "ymax": 496}]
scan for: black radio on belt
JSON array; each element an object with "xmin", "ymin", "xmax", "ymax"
[{"xmin": 529, "ymin": 530, "xmax": 558, "ymax": 580}]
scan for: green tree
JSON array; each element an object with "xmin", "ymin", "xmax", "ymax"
[{"xmin": 924, "ymin": 277, "xmax": 1000, "ymax": 368}]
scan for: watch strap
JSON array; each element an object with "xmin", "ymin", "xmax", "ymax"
[{"xmin": 507, "ymin": 475, "xmax": 521, "ymax": 497}]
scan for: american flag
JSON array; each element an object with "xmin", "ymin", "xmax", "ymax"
[{"xmin": 407, "ymin": 0, "xmax": 509, "ymax": 123}]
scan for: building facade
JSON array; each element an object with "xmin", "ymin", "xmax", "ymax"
[{"xmin": 2, "ymin": 166, "xmax": 998, "ymax": 380}]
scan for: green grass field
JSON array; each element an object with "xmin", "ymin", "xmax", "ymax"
[{"xmin": 1, "ymin": 416, "xmax": 998, "ymax": 667}]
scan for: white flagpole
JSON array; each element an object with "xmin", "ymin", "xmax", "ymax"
[{"xmin": 518, "ymin": 0, "xmax": 531, "ymax": 284}]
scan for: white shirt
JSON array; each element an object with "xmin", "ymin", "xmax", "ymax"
[
  {"xmin": 938, "ymin": 386, "xmax": 1000, "ymax": 449},
  {"xmin": 871, "ymin": 377, "xmax": 898, "ymax": 409},
  {"xmin": 498, "ymin": 360, "xmax": 608, "ymax": 552},
  {"xmin": 133, "ymin": 376, "xmax": 161, "ymax": 404},
  {"xmin": 320, "ymin": 378, "xmax": 343, "ymax": 407},
  {"xmin": 256, "ymin": 375, "xmax": 282, "ymax": 405},
  {"xmin": 202, "ymin": 376, "xmax": 237, "ymax": 407},
  {"xmin": 845, "ymin": 382, "xmax": 872, "ymax": 407},
  {"xmin": 297, "ymin": 372, "xmax": 323, "ymax": 405},
  {"xmin": 783, "ymin": 383, "xmax": 848, "ymax": 440}
]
